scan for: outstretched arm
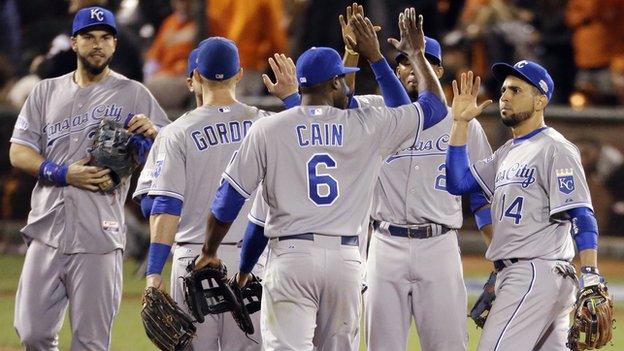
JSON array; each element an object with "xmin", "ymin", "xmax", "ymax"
[
  {"xmin": 446, "ymin": 71, "xmax": 492, "ymax": 195},
  {"xmin": 387, "ymin": 9, "xmax": 447, "ymax": 127},
  {"xmin": 388, "ymin": 10, "xmax": 445, "ymax": 105},
  {"xmin": 347, "ymin": 14, "xmax": 410, "ymax": 107}
]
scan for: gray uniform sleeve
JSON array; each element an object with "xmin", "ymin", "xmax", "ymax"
[
  {"xmin": 466, "ymin": 119, "xmax": 493, "ymax": 162},
  {"xmin": 147, "ymin": 128, "xmax": 186, "ymax": 202},
  {"xmin": 132, "ymin": 82, "xmax": 170, "ymax": 129},
  {"xmin": 547, "ymin": 143, "xmax": 593, "ymax": 215},
  {"xmin": 10, "ymin": 81, "xmax": 45, "ymax": 153},
  {"xmin": 132, "ymin": 133, "xmax": 162, "ymax": 201},
  {"xmin": 365, "ymin": 103, "xmax": 424, "ymax": 156},
  {"xmin": 223, "ymin": 121, "xmax": 267, "ymax": 198},
  {"xmin": 248, "ymin": 189, "xmax": 268, "ymax": 227},
  {"xmin": 353, "ymin": 94, "xmax": 385, "ymax": 108},
  {"xmin": 470, "ymin": 151, "xmax": 498, "ymax": 197}
]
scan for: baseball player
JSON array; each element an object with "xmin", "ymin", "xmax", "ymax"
[
  {"xmin": 195, "ymin": 9, "xmax": 449, "ymax": 350},
  {"xmin": 348, "ymin": 32, "xmax": 493, "ymax": 351},
  {"xmin": 141, "ymin": 37, "xmax": 298, "ymax": 350},
  {"xmin": 446, "ymin": 63, "xmax": 606, "ymax": 350},
  {"xmin": 132, "ymin": 45, "xmax": 204, "ymax": 214},
  {"xmin": 9, "ymin": 7, "xmax": 169, "ymax": 351}
]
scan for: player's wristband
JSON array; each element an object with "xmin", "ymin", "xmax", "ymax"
[
  {"xmin": 146, "ymin": 243, "xmax": 172, "ymax": 276},
  {"xmin": 282, "ymin": 93, "xmax": 301, "ymax": 109},
  {"xmin": 38, "ymin": 159, "xmax": 68, "ymax": 186},
  {"xmin": 581, "ymin": 266, "xmax": 600, "ymax": 275}
]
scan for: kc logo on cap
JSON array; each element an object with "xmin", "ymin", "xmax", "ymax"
[{"xmin": 90, "ymin": 8, "xmax": 104, "ymax": 21}]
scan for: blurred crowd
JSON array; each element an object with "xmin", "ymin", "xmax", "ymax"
[
  {"xmin": 1, "ymin": 0, "xmax": 624, "ymax": 108},
  {"xmin": 0, "ymin": 0, "xmax": 623, "ymax": 240}
]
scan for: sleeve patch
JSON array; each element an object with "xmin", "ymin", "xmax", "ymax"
[
  {"xmin": 556, "ymin": 168, "xmax": 575, "ymax": 194},
  {"xmin": 15, "ymin": 116, "xmax": 29, "ymax": 131}
]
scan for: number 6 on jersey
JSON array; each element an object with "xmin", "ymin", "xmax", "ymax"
[{"xmin": 307, "ymin": 153, "xmax": 340, "ymax": 206}]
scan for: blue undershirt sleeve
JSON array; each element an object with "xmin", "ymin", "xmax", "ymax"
[
  {"xmin": 568, "ymin": 207, "xmax": 599, "ymax": 251},
  {"xmin": 211, "ymin": 181, "xmax": 247, "ymax": 223},
  {"xmin": 150, "ymin": 195, "xmax": 183, "ymax": 216},
  {"xmin": 417, "ymin": 92, "xmax": 447, "ymax": 129},
  {"xmin": 140, "ymin": 195, "xmax": 155, "ymax": 218},
  {"xmin": 369, "ymin": 58, "xmax": 410, "ymax": 107},
  {"xmin": 239, "ymin": 221, "xmax": 269, "ymax": 273},
  {"xmin": 445, "ymin": 145, "xmax": 481, "ymax": 195},
  {"xmin": 470, "ymin": 191, "xmax": 492, "ymax": 230}
]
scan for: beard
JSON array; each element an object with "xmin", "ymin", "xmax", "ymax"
[
  {"xmin": 501, "ymin": 109, "xmax": 533, "ymax": 127},
  {"xmin": 78, "ymin": 51, "xmax": 112, "ymax": 75}
]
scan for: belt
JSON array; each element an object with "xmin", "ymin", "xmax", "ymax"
[
  {"xmin": 372, "ymin": 220, "xmax": 451, "ymax": 239},
  {"xmin": 178, "ymin": 241, "xmax": 241, "ymax": 247},
  {"xmin": 278, "ymin": 233, "xmax": 359, "ymax": 246},
  {"xmin": 493, "ymin": 258, "xmax": 519, "ymax": 272}
]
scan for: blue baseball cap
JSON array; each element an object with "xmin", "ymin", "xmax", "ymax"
[
  {"xmin": 196, "ymin": 37, "xmax": 240, "ymax": 81},
  {"xmin": 395, "ymin": 36, "xmax": 442, "ymax": 65},
  {"xmin": 296, "ymin": 47, "xmax": 359, "ymax": 87},
  {"xmin": 187, "ymin": 48, "xmax": 200, "ymax": 77},
  {"xmin": 492, "ymin": 60, "xmax": 554, "ymax": 101},
  {"xmin": 72, "ymin": 7, "xmax": 117, "ymax": 36}
]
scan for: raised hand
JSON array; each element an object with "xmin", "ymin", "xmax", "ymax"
[
  {"xmin": 387, "ymin": 8, "xmax": 425, "ymax": 58},
  {"xmin": 339, "ymin": 3, "xmax": 380, "ymax": 51},
  {"xmin": 451, "ymin": 71, "xmax": 493, "ymax": 122},
  {"xmin": 344, "ymin": 14, "xmax": 383, "ymax": 62},
  {"xmin": 262, "ymin": 53, "xmax": 298, "ymax": 100}
]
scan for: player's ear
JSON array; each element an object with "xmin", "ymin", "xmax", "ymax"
[
  {"xmin": 235, "ymin": 68, "xmax": 244, "ymax": 82},
  {"xmin": 70, "ymin": 36, "xmax": 78, "ymax": 52},
  {"xmin": 535, "ymin": 94, "xmax": 548, "ymax": 111},
  {"xmin": 435, "ymin": 65, "xmax": 444, "ymax": 79},
  {"xmin": 186, "ymin": 77, "xmax": 194, "ymax": 92},
  {"xmin": 331, "ymin": 76, "xmax": 342, "ymax": 92}
]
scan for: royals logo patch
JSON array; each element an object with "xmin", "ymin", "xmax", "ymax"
[
  {"xmin": 556, "ymin": 168, "xmax": 575, "ymax": 194},
  {"xmin": 153, "ymin": 159, "xmax": 164, "ymax": 179}
]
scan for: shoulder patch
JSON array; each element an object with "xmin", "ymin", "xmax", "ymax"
[
  {"xmin": 556, "ymin": 168, "xmax": 575, "ymax": 194},
  {"xmin": 15, "ymin": 116, "xmax": 29, "ymax": 131}
]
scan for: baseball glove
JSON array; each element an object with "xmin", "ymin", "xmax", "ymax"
[
  {"xmin": 89, "ymin": 119, "xmax": 139, "ymax": 192},
  {"xmin": 183, "ymin": 259, "xmax": 254, "ymax": 334},
  {"xmin": 140, "ymin": 287, "xmax": 196, "ymax": 351},
  {"xmin": 232, "ymin": 273, "xmax": 262, "ymax": 314},
  {"xmin": 469, "ymin": 271, "xmax": 497, "ymax": 328},
  {"xmin": 567, "ymin": 283, "xmax": 614, "ymax": 350}
]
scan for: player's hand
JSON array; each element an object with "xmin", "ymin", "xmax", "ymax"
[
  {"xmin": 236, "ymin": 272, "xmax": 252, "ymax": 288},
  {"xmin": 66, "ymin": 156, "xmax": 112, "ymax": 192},
  {"xmin": 193, "ymin": 253, "xmax": 222, "ymax": 271},
  {"xmin": 126, "ymin": 114, "xmax": 157, "ymax": 139},
  {"xmin": 339, "ymin": 3, "xmax": 381, "ymax": 51},
  {"xmin": 345, "ymin": 14, "xmax": 383, "ymax": 62},
  {"xmin": 451, "ymin": 71, "xmax": 492, "ymax": 122},
  {"xmin": 262, "ymin": 53, "xmax": 298, "ymax": 100},
  {"xmin": 387, "ymin": 8, "xmax": 425, "ymax": 58},
  {"xmin": 146, "ymin": 274, "xmax": 164, "ymax": 290}
]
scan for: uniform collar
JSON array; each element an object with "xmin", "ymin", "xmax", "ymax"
[{"xmin": 512, "ymin": 126, "xmax": 548, "ymax": 144}]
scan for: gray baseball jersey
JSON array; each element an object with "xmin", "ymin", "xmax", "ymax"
[
  {"xmin": 10, "ymin": 71, "xmax": 170, "ymax": 254},
  {"xmin": 354, "ymin": 95, "xmax": 492, "ymax": 227},
  {"xmin": 148, "ymin": 103, "xmax": 271, "ymax": 244},
  {"xmin": 470, "ymin": 127, "xmax": 592, "ymax": 261},
  {"xmin": 223, "ymin": 103, "xmax": 428, "ymax": 237}
]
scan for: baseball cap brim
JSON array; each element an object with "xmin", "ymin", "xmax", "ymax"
[
  {"xmin": 73, "ymin": 23, "xmax": 117, "ymax": 36},
  {"xmin": 492, "ymin": 63, "xmax": 539, "ymax": 92},
  {"xmin": 341, "ymin": 67, "xmax": 360, "ymax": 75}
]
